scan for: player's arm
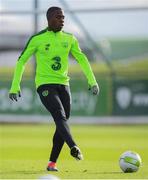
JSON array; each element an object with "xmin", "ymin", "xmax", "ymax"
[
  {"xmin": 70, "ymin": 35, "xmax": 99, "ymax": 95},
  {"xmin": 9, "ymin": 36, "xmax": 37, "ymax": 101}
]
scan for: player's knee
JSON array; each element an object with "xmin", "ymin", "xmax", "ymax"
[{"xmin": 51, "ymin": 108, "xmax": 67, "ymax": 122}]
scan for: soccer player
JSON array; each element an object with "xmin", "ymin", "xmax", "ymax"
[{"xmin": 9, "ymin": 7, "xmax": 99, "ymax": 171}]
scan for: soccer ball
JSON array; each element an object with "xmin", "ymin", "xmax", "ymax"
[{"xmin": 119, "ymin": 151, "xmax": 142, "ymax": 173}]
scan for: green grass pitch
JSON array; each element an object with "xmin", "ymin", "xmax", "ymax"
[{"xmin": 0, "ymin": 124, "xmax": 148, "ymax": 179}]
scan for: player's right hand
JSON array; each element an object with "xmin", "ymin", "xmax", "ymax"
[
  {"xmin": 9, "ymin": 91, "xmax": 21, "ymax": 101},
  {"xmin": 88, "ymin": 84, "xmax": 99, "ymax": 95}
]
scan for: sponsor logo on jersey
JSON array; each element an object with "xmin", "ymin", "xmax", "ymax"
[{"xmin": 45, "ymin": 44, "xmax": 50, "ymax": 50}]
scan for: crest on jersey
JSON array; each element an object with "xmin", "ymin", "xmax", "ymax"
[{"xmin": 61, "ymin": 42, "xmax": 68, "ymax": 48}]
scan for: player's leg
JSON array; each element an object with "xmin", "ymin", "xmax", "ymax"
[
  {"xmin": 58, "ymin": 85, "xmax": 71, "ymax": 120},
  {"xmin": 48, "ymin": 84, "xmax": 83, "ymax": 170},
  {"xmin": 58, "ymin": 85, "xmax": 83, "ymax": 161},
  {"xmin": 47, "ymin": 128, "xmax": 64, "ymax": 171},
  {"xmin": 49, "ymin": 85, "xmax": 70, "ymax": 163},
  {"xmin": 47, "ymin": 85, "xmax": 71, "ymax": 167},
  {"xmin": 47, "ymin": 85, "xmax": 72, "ymax": 171},
  {"xmin": 37, "ymin": 84, "xmax": 76, "ymax": 148},
  {"xmin": 37, "ymin": 84, "xmax": 83, "ymax": 171},
  {"xmin": 50, "ymin": 128, "xmax": 64, "ymax": 162}
]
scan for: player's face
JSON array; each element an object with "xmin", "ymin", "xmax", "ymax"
[{"xmin": 48, "ymin": 9, "xmax": 65, "ymax": 32}]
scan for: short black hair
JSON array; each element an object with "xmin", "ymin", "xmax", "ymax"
[{"xmin": 46, "ymin": 6, "xmax": 62, "ymax": 20}]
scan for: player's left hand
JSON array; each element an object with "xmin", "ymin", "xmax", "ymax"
[{"xmin": 88, "ymin": 84, "xmax": 99, "ymax": 95}]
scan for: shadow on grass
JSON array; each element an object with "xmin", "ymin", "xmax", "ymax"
[
  {"xmin": 95, "ymin": 171, "xmax": 123, "ymax": 174},
  {"xmin": 0, "ymin": 170, "xmax": 46, "ymax": 175},
  {"xmin": 82, "ymin": 170, "xmax": 123, "ymax": 175},
  {"xmin": 0, "ymin": 170, "xmax": 123, "ymax": 176}
]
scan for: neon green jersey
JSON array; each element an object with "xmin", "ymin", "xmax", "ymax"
[{"xmin": 10, "ymin": 28, "xmax": 97, "ymax": 93}]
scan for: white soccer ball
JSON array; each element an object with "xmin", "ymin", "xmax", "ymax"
[{"xmin": 119, "ymin": 151, "xmax": 142, "ymax": 173}]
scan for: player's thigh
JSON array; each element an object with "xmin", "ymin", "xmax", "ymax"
[
  {"xmin": 38, "ymin": 87, "xmax": 65, "ymax": 117},
  {"xmin": 59, "ymin": 85, "xmax": 71, "ymax": 119}
]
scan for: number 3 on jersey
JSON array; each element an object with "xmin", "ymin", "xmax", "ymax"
[{"xmin": 51, "ymin": 56, "xmax": 61, "ymax": 71}]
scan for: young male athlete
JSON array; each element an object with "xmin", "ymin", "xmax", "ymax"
[{"xmin": 9, "ymin": 7, "xmax": 99, "ymax": 171}]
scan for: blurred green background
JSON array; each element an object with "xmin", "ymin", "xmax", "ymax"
[{"xmin": 0, "ymin": 0, "xmax": 148, "ymax": 120}]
